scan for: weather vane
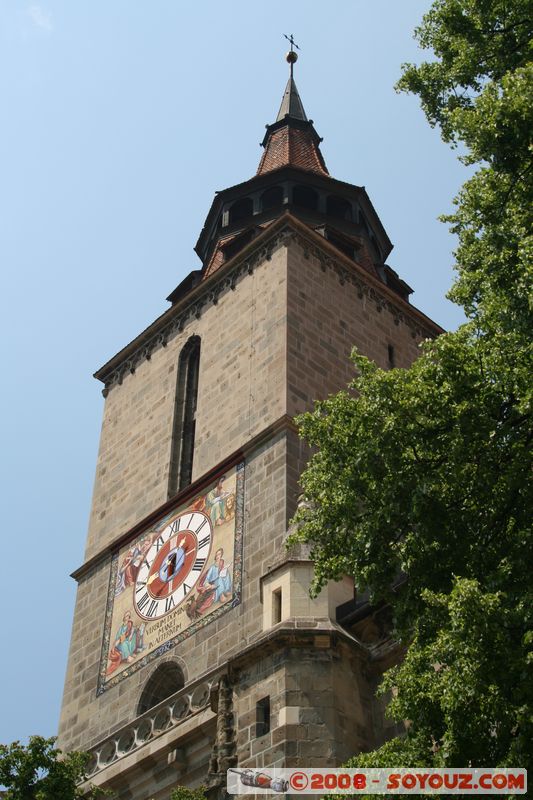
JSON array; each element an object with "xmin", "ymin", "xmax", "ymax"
[{"xmin": 283, "ymin": 33, "xmax": 300, "ymax": 76}]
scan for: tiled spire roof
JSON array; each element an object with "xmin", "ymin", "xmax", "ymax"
[{"xmin": 257, "ymin": 71, "xmax": 329, "ymax": 177}]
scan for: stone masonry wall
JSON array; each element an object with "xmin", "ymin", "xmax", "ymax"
[
  {"xmin": 84, "ymin": 244, "xmax": 288, "ymax": 561},
  {"xmin": 285, "ymin": 238, "xmax": 434, "ymax": 518},
  {"xmin": 233, "ymin": 641, "xmax": 376, "ymax": 770},
  {"xmin": 286, "ymin": 240, "xmax": 427, "ymax": 419}
]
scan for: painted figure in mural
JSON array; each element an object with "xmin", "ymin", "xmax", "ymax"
[
  {"xmin": 206, "ymin": 476, "xmax": 228, "ymax": 526},
  {"xmin": 224, "ymin": 492, "xmax": 236, "ymax": 521},
  {"xmin": 206, "ymin": 547, "xmax": 232, "ymax": 602},
  {"xmin": 106, "ymin": 611, "xmax": 145, "ymax": 675},
  {"xmin": 188, "ymin": 494, "xmax": 206, "ymax": 514},
  {"xmin": 115, "ymin": 534, "xmax": 153, "ymax": 596},
  {"xmin": 205, "ymin": 476, "xmax": 231, "ymax": 526},
  {"xmin": 186, "ymin": 547, "xmax": 232, "ymax": 620}
]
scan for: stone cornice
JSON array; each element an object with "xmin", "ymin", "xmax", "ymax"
[{"xmin": 95, "ymin": 213, "xmax": 443, "ymax": 395}]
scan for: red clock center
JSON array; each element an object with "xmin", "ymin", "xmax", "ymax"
[{"xmin": 147, "ymin": 530, "xmax": 197, "ymax": 599}]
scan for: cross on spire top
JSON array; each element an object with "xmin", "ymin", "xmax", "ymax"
[
  {"xmin": 284, "ymin": 33, "xmax": 300, "ymax": 52},
  {"xmin": 283, "ymin": 33, "xmax": 300, "ymax": 77}
]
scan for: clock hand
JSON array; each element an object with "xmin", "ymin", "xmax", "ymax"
[
  {"xmin": 169, "ymin": 544, "xmax": 197, "ymax": 592},
  {"xmin": 146, "ymin": 543, "xmax": 200, "ymax": 595}
]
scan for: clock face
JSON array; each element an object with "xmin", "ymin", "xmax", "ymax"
[
  {"xmin": 134, "ymin": 511, "xmax": 213, "ymax": 621},
  {"xmin": 98, "ymin": 462, "xmax": 244, "ymax": 695}
]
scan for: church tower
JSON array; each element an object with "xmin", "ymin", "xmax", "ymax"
[{"xmin": 58, "ymin": 49, "xmax": 440, "ymax": 800}]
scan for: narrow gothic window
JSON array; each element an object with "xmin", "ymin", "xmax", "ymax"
[
  {"xmin": 256, "ymin": 697, "xmax": 271, "ymax": 737},
  {"xmin": 137, "ymin": 662, "xmax": 185, "ymax": 715},
  {"xmin": 168, "ymin": 336, "xmax": 201, "ymax": 496},
  {"xmin": 272, "ymin": 588, "xmax": 282, "ymax": 624}
]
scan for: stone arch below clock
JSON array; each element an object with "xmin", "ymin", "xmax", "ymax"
[{"xmin": 137, "ymin": 656, "xmax": 187, "ymax": 716}]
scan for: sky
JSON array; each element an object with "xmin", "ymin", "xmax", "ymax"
[{"xmin": 0, "ymin": 1, "xmax": 468, "ymax": 747}]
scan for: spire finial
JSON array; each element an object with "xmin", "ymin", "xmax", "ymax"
[{"xmin": 283, "ymin": 33, "xmax": 300, "ymax": 78}]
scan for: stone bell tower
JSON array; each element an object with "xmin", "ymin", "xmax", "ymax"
[{"xmin": 58, "ymin": 48, "xmax": 440, "ymax": 800}]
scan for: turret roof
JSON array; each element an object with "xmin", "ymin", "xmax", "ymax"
[{"xmin": 257, "ymin": 69, "xmax": 328, "ymax": 177}]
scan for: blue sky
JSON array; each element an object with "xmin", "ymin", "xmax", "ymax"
[{"xmin": 0, "ymin": 1, "xmax": 467, "ymax": 746}]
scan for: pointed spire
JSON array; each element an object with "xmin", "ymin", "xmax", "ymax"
[
  {"xmin": 278, "ymin": 35, "xmax": 307, "ymax": 120},
  {"xmin": 276, "ymin": 76, "xmax": 308, "ymax": 122},
  {"xmin": 257, "ymin": 41, "xmax": 329, "ymax": 177}
]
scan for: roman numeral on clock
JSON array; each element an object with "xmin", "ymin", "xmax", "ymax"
[
  {"xmin": 196, "ymin": 518, "xmax": 209, "ymax": 535},
  {"xmin": 192, "ymin": 557, "xmax": 206, "ymax": 572},
  {"xmin": 136, "ymin": 593, "xmax": 150, "ymax": 613},
  {"xmin": 137, "ymin": 593, "xmax": 160, "ymax": 618},
  {"xmin": 146, "ymin": 599, "xmax": 159, "ymax": 618},
  {"xmin": 183, "ymin": 583, "xmax": 191, "ymax": 595},
  {"xmin": 165, "ymin": 595, "xmax": 175, "ymax": 613},
  {"xmin": 198, "ymin": 535, "xmax": 211, "ymax": 549},
  {"xmin": 155, "ymin": 535, "xmax": 165, "ymax": 551}
]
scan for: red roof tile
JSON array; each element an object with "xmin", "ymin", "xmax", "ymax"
[{"xmin": 257, "ymin": 126, "xmax": 329, "ymax": 177}]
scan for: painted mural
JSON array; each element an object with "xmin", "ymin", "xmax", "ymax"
[{"xmin": 97, "ymin": 462, "xmax": 244, "ymax": 694}]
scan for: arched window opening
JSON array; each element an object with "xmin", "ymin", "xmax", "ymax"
[
  {"xmin": 168, "ymin": 336, "xmax": 201, "ymax": 496},
  {"xmin": 228, "ymin": 197, "xmax": 253, "ymax": 225},
  {"xmin": 260, "ymin": 186, "xmax": 284, "ymax": 212},
  {"xmin": 326, "ymin": 195, "xmax": 352, "ymax": 221},
  {"xmin": 292, "ymin": 185, "xmax": 318, "ymax": 211},
  {"xmin": 137, "ymin": 662, "xmax": 185, "ymax": 716}
]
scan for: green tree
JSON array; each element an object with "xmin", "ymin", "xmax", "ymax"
[
  {"xmin": 289, "ymin": 0, "xmax": 532, "ymax": 771},
  {"xmin": 0, "ymin": 736, "xmax": 104, "ymax": 800},
  {"xmin": 170, "ymin": 786, "xmax": 207, "ymax": 800}
]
